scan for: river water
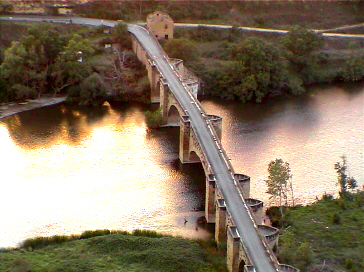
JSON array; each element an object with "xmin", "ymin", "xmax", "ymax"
[{"xmin": 0, "ymin": 82, "xmax": 363, "ymax": 248}]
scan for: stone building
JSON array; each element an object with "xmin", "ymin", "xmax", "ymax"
[{"xmin": 146, "ymin": 11, "xmax": 174, "ymax": 40}]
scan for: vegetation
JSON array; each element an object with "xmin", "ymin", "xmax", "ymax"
[
  {"xmin": 265, "ymin": 159, "xmax": 294, "ymax": 215},
  {"xmin": 0, "ymin": 21, "xmax": 148, "ymax": 105},
  {"xmin": 72, "ymin": 1, "xmax": 364, "ymax": 29},
  {"xmin": 0, "ymin": 23, "xmax": 95, "ymax": 102},
  {"xmin": 145, "ymin": 108, "xmax": 163, "ymax": 129},
  {"xmin": 266, "ymin": 158, "xmax": 363, "ymax": 271},
  {"xmin": 334, "ymin": 156, "xmax": 358, "ymax": 196},
  {"xmin": 0, "ymin": 229, "xmax": 226, "ymax": 272},
  {"xmin": 169, "ymin": 24, "xmax": 364, "ymax": 103},
  {"xmin": 275, "ymin": 191, "xmax": 364, "ymax": 272}
]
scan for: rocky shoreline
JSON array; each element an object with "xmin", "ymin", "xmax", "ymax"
[{"xmin": 0, "ymin": 96, "xmax": 67, "ymax": 120}]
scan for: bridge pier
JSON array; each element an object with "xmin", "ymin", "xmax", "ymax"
[
  {"xmin": 227, "ymin": 226, "xmax": 241, "ymax": 272},
  {"xmin": 179, "ymin": 116, "xmax": 201, "ymax": 163},
  {"xmin": 205, "ymin": 174, "xmax": 216, "ymax": 223},
  {"xmin": 149, "ymin": 63, "xmax": 160, "ymax": 103},
  {"xmin": 215, "ymin": 199, "xmax": 227, "ymax": 244}
]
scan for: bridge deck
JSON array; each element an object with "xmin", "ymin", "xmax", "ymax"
[{"xmin": 127, "ymin": 24, "xmax": 279, "ymax": 272}]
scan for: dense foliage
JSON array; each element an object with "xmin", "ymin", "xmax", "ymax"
[
  {"xmin": 0, "ymin": 22, "xmax": 148, "ymax": 105},
  {"xmin": 171, "ymin": 25, "xmax": 364, "ymax": 103},
  {"xmin": 0, "ymin": 23, "xmax": 95, "ymax": 102}
]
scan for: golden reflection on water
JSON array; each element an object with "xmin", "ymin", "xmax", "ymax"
[{"xmin": 0, "ymin": 104, "xmax": 210, "ymax": 248}]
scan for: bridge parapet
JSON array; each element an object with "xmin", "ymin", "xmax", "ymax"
[
  {"xmin": 279, "ymin": 264, "xmax": 300, "ymax": 272},
  {"xmin": 257, "ymin": 224, "xmax": 280, "ymax": 249},
  {"xmin": 169, "ymin": 58, "xmax": 200, "ymax": 97},
  {"xmin": 244, "ymin": 266, "xmax": 256, "ymax": 272},
  {"xmin": 234, "ymin": 174, "xmax": 250, "ymax": 199},
  {"xmin": 245, "ymin": 198, "xmax": 264, "ymax": 224}
]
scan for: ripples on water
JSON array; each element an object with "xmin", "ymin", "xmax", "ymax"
[{"xmin": 0, "ymin": 82, "xmax": 363, "ymax": 248}]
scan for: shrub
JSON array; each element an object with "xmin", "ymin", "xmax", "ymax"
[
  {"xmin": 145, "ymin": 108, "xmax": 162, "ymax": 128},
  {"xmin": 332, "ymin": 212, "xmax": 341, "ymax": 224},
  {"xmin": 80, "ymin": 229, "xmax": 111, "ymax": 239}
]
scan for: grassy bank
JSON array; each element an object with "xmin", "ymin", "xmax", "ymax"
[
  {"xmin": 270, "ymin": 191, "xmax": 364, "ymax": 271},
  {"xmin": 0, "ymin": 230, "xmax": 227, "ymax": 272}
]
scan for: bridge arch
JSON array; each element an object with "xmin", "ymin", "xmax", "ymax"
[
  {"xmin": 167, "ymin": 105, "xmax": 179, "ymax": 126},
  {"xmin": 238, "ymin": 260, "xmax": 246, "ymax": 272},
  {"xmin": 189, "ymin": 151, "xmax": 201, "ymax": 163}
]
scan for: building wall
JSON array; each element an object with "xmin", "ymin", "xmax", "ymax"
[{"xmin": 147, "ymin": 11, "xmax": 174, "ymax": 40}]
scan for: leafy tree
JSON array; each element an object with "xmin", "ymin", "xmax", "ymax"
[
  {"xmin": 78, "ymin": 73, "xmax": 108, "ymax": 106},
  {"xmin": 265, "ymin": 159, "xmax": 294, "ymax": 215},
  {"xmin": 281, "ymin": 26, "xmax": 324, "ymax": 67},
  {"xmin": 112, "ymin": 22, "xmax": 132, "ymax": 49},
  {"xmin": 0, "ymin": 24, "xmax": 96, "ymax": 101},
  {"xmin": 0, "ymin": 72, "xmax": 11, "ymax": 102},
  {"xmin": 280, "ymin": 26, "xmax": 324, "ymax": 83},
  {"xmin": 342, "ymin": 54, "xmax": 364, "ymax": 82},
  {"xmin": 50, "ymin": 34, "xmax": 94, "ymax": 95},
  {"xmin": 225, "ymin": 37, "xmax": 290, "ymax": 102},
  {"xmin": 164, "ymin": 38, "xmax": 199, "ymax": 63},
  {"xmin": 334, "ymin": 156, "xmax": 358, "ymax": 196}
]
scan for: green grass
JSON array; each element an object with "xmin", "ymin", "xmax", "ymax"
[
  {"xmin": 0, "ymin": 230, "xmax": 225, "ymax": 272},
  {"xmin": 277, "ymin": 191, "xmax": 364, "ymax": 271}
]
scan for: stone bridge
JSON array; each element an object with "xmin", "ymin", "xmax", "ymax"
[{"xmin": 129, "ymin": 24, "xmax": 299, "ymax": 272}]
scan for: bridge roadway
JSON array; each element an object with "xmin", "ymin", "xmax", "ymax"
[{"xmin": 128, "ymin": 24, "xmax": 278, "ymax": 272}]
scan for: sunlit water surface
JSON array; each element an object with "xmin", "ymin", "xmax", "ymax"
[
  {"xmin": 0, "ymin": 82, "xmax": 363, "ymax": 248},
  {"xmin": 202, "ymin": 82, "xmax": 363, "ymax": 206}
]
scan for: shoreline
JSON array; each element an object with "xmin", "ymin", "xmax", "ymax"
[{"xmin": 0, "ymin": 96, "xmax": 67, "ymax": 120}]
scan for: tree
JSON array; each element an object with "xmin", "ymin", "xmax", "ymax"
[
  {"xmin": 112, "ymin": 22, "xmax": 132, "ymax": 49},
  {"xmin": 226, "ymin": 37, "xmax": 290, "ymax": 102},
  {"xmin": 280, "ymin": 26, "xmax": 324, "ymax": 83},
  {"xmin": 265, "ymin": 159, "xmax": 294, "ymax": 215},
  {"xmin": 334, "ymin": 156, "xmax": 358, "ymax": 196},
  {"xmin": 342, "ymin": 54, "xmax": 364, "ymax": 82},
  {"xmin": 49, "ymin": 34, "xmax": 94, "ymax": 95},
  {"xmin": 281, "ymin": 26, "xmax": 324, "ymax": 67},
  {"xmin": 164, "ymin": 38, "xmax": 199, "ymax": 63},
  {"xmin": 78, "ymin": 73, "xmax": 108, "ymax": 106}
]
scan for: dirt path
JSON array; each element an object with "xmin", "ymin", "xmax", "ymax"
[{"xmin": 0, "ymin": 96, "xmax": 67, "ymax": 120}]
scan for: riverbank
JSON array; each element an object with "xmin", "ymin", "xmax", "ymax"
[
  {"xmin": 0, "ymin": 95, "xmax": 67, "ymax": 120},
  {"xmin": 268, "ymin": 191, "xmax": 364, "ymax": 272},
  {"xmin": 0, "ymin": 229, "xmax": 227, "ymax": 272}
]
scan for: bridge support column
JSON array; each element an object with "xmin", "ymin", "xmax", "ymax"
[
  {"xmin": 149, "ymin": 63, "xmax": 160, "ymax": 103},
  {"xmin": 205, "ymin": 174, "xmax": 216, "ymax": 223},
  {"xmin": 179, "ymin": 115, "xmax": 200, "ymax": 163},
  {"xmin": 179, "ymin": 115, "xmax": 191, "ymax": 163},
  {"xmin": 159, "ymin": 80, "xmax": 169, "ymax": 126},
  {"xmin": 215, "ymin": 199, "xmax": 227, "ymax": 244},
  {"xmin": 227, "ymin": 226, "xmax": 240, "ymax": 272}
]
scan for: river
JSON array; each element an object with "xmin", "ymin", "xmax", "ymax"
[{"xmin": 0, "ymin": 82, "xmax": 363, "ymax": 248}]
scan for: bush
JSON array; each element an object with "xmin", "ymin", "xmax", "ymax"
[
  {"xmin": 332, "ymin": 212, "xmax": 341, "ymax": 224},
  {"xmin": 22, "ymin": 235, "xmax": 70, "ymax": 250},
  {"xmin": 145, "ymin": 108, "xmax": 162, "ymax": 128},
  {"xmin": 80, "ymin": 229, "xmax": 111, "ymax": 239}
]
